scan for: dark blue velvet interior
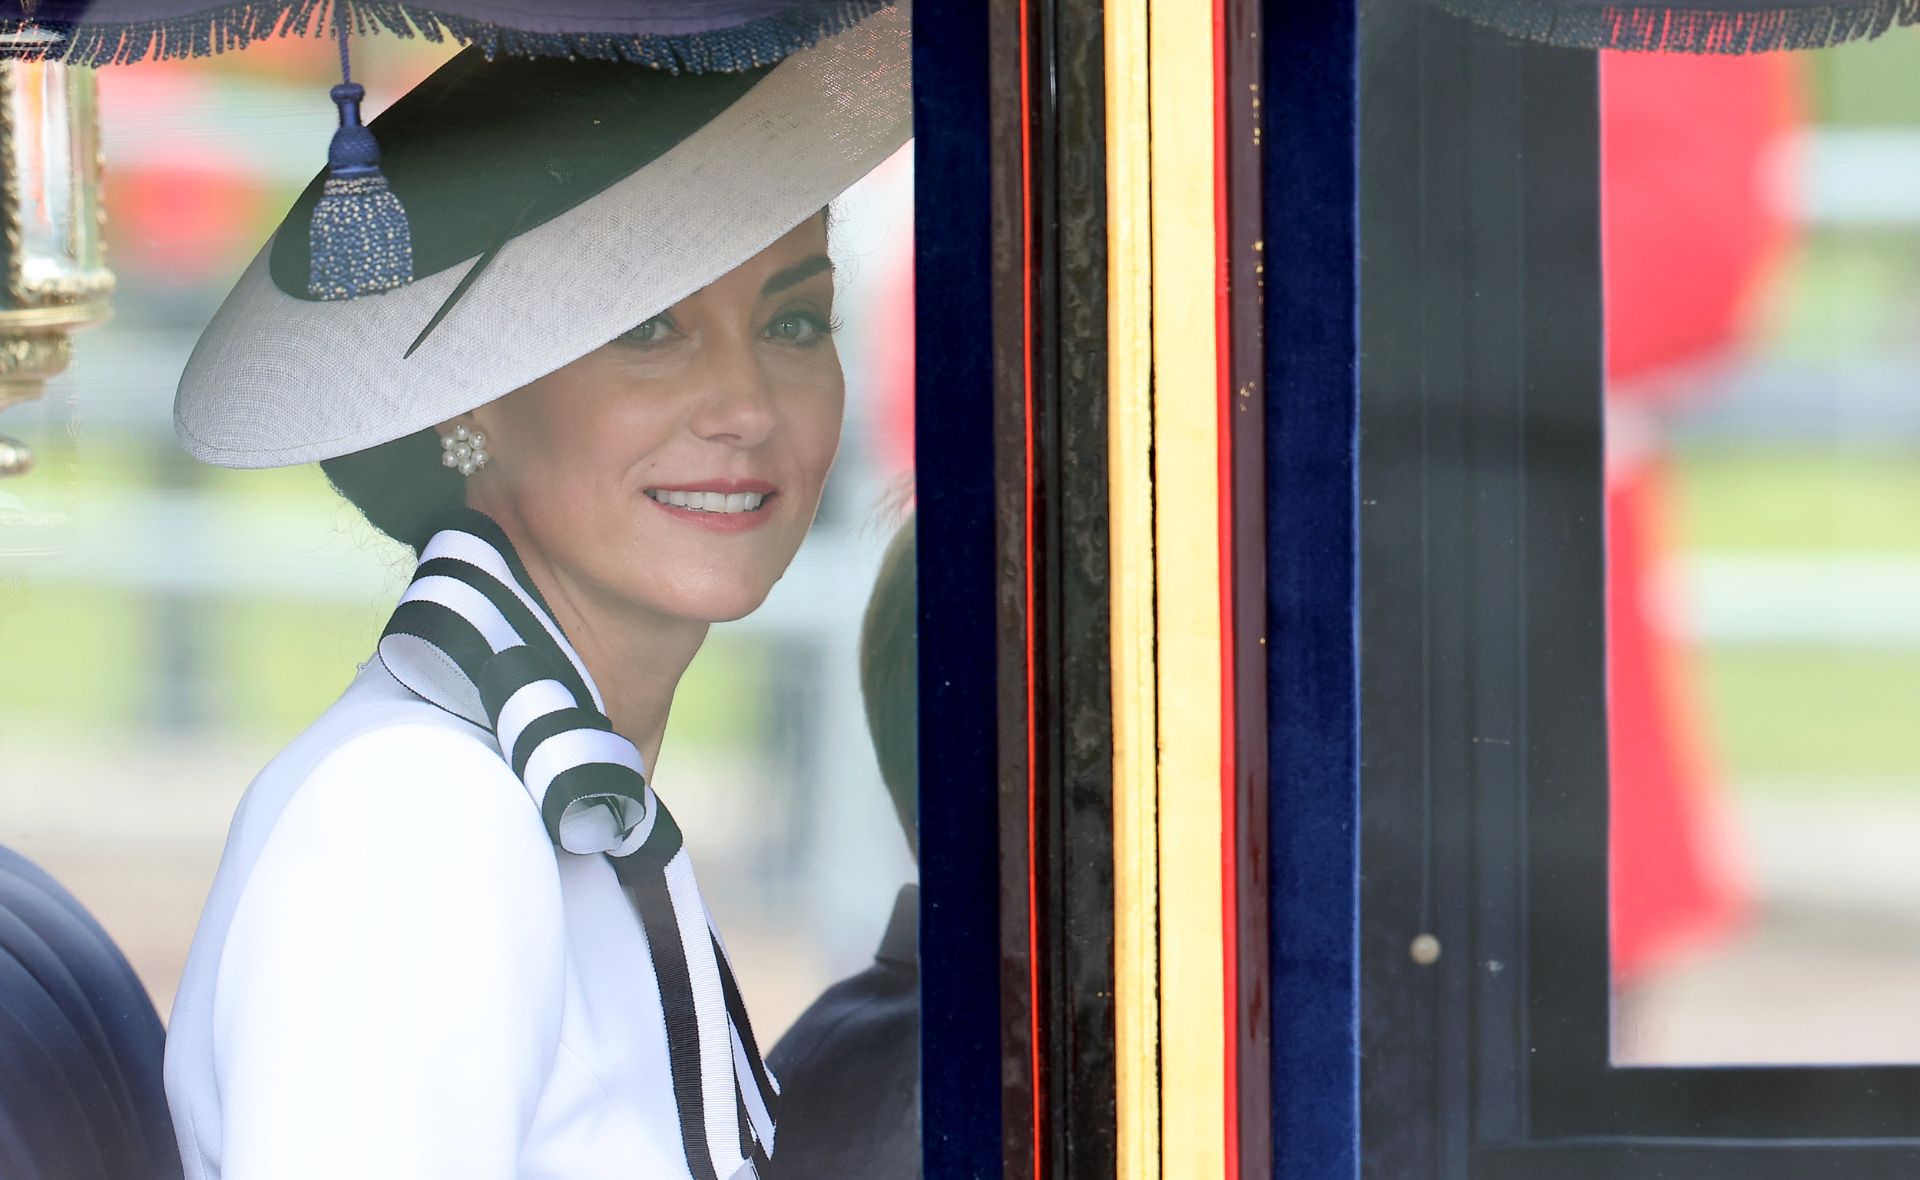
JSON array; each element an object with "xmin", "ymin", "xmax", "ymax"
[
  {"xmin": 911, "ymin": 2, "xmax": 1000, "ymax": 1176},
  {"xmin": 1263, "ymin": 2, "xmax": 1362, "ymax": 1176}
]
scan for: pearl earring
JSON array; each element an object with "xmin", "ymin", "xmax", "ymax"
[{"xmin": 440, "ymin": 424, "xmax": 489, "ymax": 476}]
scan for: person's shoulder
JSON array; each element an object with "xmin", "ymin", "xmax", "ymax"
[
  {"xmin": 224, "ymin": 719, "xmax": 563, "ymax": 963},
  {"xmin": 171, "ymin": 664, "xmax": 565, "ymax": 1111},
  {"xmin": 228, "ymin": 661, "xmax": 552, "ymax": 897},
  {"xmin": 769, "ymin": 960, "xmax": 918, "ymax": 1082},
  {"xmin": 199, "ymin": 724, "xmax": 569, "ymax": 1150},
  {"xmin": 233, "ymin": 661, "xmax": 530, "ymax": 849},
  {"xmin": 287, "ymin": 721, "xmax": 546, "ymax": 861},
  {"xmin": 279, "ymin": 657, "xmax": 488, "ymax": 772}
]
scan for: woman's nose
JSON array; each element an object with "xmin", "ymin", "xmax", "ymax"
[{"xmin": 686, "ymin": 335, "xmax": 777, "ymax": 447}]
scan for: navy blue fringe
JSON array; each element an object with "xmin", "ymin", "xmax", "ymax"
[
  {"xmin": 1426, "ymin": 0, "xmax": 1920, "ymax": 52},
  {"xmin": 0, "ymin": 1, "xmax": 888, "ymax": 71}
]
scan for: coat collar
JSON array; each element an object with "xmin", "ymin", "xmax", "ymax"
[{"xmin": 377, "ymin": 508, "xmax": 654, "ymax": 859}]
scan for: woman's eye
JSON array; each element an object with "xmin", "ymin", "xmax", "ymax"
[
  {"xmin": 766, "ymin": 310, "xmax": 834, "ymax": 346},
  {"xmin": 616, "ymin": 314, "xmax": 677, "ymax": 347}
]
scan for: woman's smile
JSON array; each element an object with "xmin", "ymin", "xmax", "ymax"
[{"xmin": 641, "ymin": 479, "xmax": 780, "ymax": 533}]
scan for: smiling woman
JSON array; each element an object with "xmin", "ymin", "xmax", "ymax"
[{"xmin": 151, "ymin": 10, "xmax": 912, "ymax": 1179}]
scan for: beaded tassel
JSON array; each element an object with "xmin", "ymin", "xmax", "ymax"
[{"xmin": 307, "ymin": 9, "xmax": 413, "ymax": 300}]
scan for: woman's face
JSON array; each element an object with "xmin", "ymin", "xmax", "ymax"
[{"xmin": 460, "ymin": 216, "xmax": 843, "ymax": 624}]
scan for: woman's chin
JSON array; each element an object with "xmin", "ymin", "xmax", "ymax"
[
  {"xmin": 696, "ymin": 600, "xmax": 766, "ymax": 625},
  {"xmin": 648, "ymin": 582, "xmax": 775, "ymax": 626}
]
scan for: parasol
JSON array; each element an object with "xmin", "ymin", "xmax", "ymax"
[{"xmin": 0, "ymin": 1, "xmax": 888, "ymax": 70}]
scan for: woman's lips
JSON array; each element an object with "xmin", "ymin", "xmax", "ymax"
[{"xmin": 642, "ymin": 483, "xmax": 778, "ymax": 533}]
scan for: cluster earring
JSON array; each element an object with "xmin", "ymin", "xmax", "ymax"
[{"xmin": 440, "ymin": 424, "xmax": 489, "ymax": 476}]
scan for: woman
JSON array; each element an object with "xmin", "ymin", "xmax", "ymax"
[{"xmin": 160, "ymin": 8, "xmax": 909, "ymax": 1178}]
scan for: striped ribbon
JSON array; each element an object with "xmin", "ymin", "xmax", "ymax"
[{"xmin": 378, "ymin": 508, "xmax": 778, "ymax": 1179}]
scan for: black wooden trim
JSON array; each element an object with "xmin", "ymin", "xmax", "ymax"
[
  {"xmin": 981, "ymin": 0, "xmax": 1119, "ymax": 1173},
  {"xmin": 996, "ymin": 0, "xmax": 1119, "ymax": 1174},
  {"xmin": 1035, "ymin": 0, "xmax": 1120, "ymax": 1175},
  {"xmin": 987, "ymin": 0, "xmax": 1036, "ymax": 1173}
]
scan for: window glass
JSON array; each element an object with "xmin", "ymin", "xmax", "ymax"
[
  {"xmin": 0, "ymin": 32, "xmax": 918, "ymax": 1153},
  {"xmin": 1606, "ymin": 34, "xmax": 1920, "ymax": 1065}
]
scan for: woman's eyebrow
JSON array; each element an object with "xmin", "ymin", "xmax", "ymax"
[{"xmin": 761, "ymin": 255, "xmax": 834, "ymax": 296}]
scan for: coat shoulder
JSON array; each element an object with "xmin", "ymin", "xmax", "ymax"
[{"xmin": 216, "ymin": 661, "xmax": 541, "ymax": 893}]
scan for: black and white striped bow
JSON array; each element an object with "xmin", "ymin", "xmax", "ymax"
[{"xmin": 378, "ymin": 509, "xmax": 779, "ymax": 1180}]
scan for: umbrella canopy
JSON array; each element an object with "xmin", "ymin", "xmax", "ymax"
[
  {"xmin": 0, "ymin": 0, "xmax": 886, "ymax": 70},
  {"xmin": 1427, "ymin": 0, "xmax": 1916, "ymax": 53}
]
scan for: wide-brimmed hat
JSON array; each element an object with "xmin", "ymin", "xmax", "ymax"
[{"xmin": 174, "ymin": 1, "xmax": 909, "ymax": 469}]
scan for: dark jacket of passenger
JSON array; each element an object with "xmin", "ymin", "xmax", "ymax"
[{"xmin": 766, "ymin": 885, "xmax": 919, "ymax": 1179}]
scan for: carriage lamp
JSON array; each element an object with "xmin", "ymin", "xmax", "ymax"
[{"xmin": 0, "ymin": 55, "xmax": 111, "ymax": 479}]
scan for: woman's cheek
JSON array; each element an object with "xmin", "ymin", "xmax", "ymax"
[{"xmin": 815, "ymin": 396, "xmax": 848, "ymax": 484}]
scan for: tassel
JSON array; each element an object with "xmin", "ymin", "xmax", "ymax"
[{"xmin": 307, "ymin": 12, "xmax": 412, "ymax": 301}]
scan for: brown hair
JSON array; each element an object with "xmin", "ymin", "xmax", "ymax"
[
  {"xmin": 859, "ymin": 515, "xmax": 917, "ymax": 858},
  {"xmin": 320, "ymin": 427, "xmax": 466, "ymax": 553}
]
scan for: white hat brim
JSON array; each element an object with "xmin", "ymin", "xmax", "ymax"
[{"xmin": 174, "ymin": 3, "xmax": 910, "ymax": 469}]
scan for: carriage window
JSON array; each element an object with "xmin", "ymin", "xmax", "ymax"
[
  {"xmin": 0, "ymin": 27, "xmax": 928, "ymax": 1177},
  {"xmin": 1362, "ymin": 6, "xmax": 1920, "ymax": 1169},
  {"xmin": 1605, "ymin": 34, "xmax": 1920, "ymax": 1067}
]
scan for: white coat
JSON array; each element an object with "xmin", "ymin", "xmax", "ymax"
[{"xmin": 164, "ymin": 656, "xmax": 731, "ymax": 1179}]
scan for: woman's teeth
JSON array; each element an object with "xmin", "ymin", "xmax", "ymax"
[{"xmin": 645, "ymin": 489, "xmax": 767, "ymax": 514}]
